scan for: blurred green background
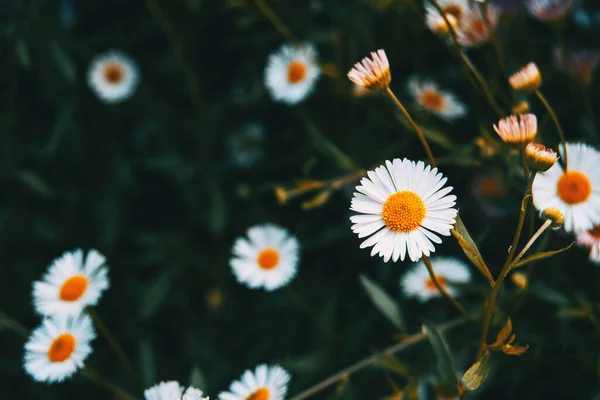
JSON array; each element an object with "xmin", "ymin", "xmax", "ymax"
[{"xmin": 2, "ymin": 0, "xmax": 600, "ymax": 399}]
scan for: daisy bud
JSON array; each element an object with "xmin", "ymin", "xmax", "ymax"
[
  {"xmin": 509, "ymin": 62, "xmax": 542, "ymax": 92},
  {"xmin": 493, "ymin": 114, "xmax": 537, "ymax": 146},
  {"xmin": 347, "ymin": 49, "xmax": 391, "ymax": 90},
  {"xmin": 512, "ymin": 100, "xmax": 530, "ymax": 114},
  {"xmin": 525, "ymin": 142, "xmax": 559, "ymax": 171},
  {"xmin": 511, "ymin": 272, "xmax": 529, "ymax": 290},
  {"xmin": 542, "ymin": 207, "xmax": 564, "ymax": 228}
]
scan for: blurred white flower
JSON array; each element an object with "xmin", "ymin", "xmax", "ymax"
[
  {"xmin": 576, "ymin": 225, "xmax": 600, "ymax": 264},
  {"xmin": 408, "ymin": 77, "xmax": 467, "ymax": 121},
  {"xmin": 88, "ymin": 50, "xmax": 140, "ymax": 103},
  {"xmin": 218, "ymin": 364, "xmax": 290, "ymax": 400},
  {"xmin": 144, "ymin": 381, "xmax": 208, "ymax": 400},
  {"xmin": 401, "ymin": 256, "xmax": 471, "ymax": 302}
]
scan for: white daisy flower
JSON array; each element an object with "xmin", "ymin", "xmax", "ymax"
[
  {"xmin": 144, "ymin": 381, "xmax": 208, "ymax": 400},
  {"xmin": 526, "ymin": 0, "xmax": 574, "ymax": 22},
  {"xmin": 230, "ymin": 224, "xmax": 300, "ymax": 291},
  {"xmin": 424, "ymin": 0, "xmax": 470, "ymax": 28},
  {"xmin": 456, "ymin": 5, "xmax": 501, "ymax": 48},
  {"xmin": 228, "ymin": 123, "xmax": 266, "ymax": 168},
  {"xmin": 218, "ymin": 364, "xmax": 290, "ymax": 400},
  {"xmin": 577, "ymin": 225, "xmax": 600, "ymax": 264},
  {"xmin": 88, "ymin": 50, "xmax": 140, "ymax": 103},
  {"xmin": 408, "ymin": 77, "xmax": 467, "ymax": 121},
  {"xmin": 401, "ymin": 256, "xmax": 471, "ymax": 302},
  {"xmin": 23, "ymin": 313, "xmax": 96, "ymax": 383},
  {"xmin": 350, "ymin": 159, "xmax": 458, "ymax": 263},
  {"xmin": 264, "ymin": 43, "xmax": 321, "ymax": 105},
  {"xmin": 532, "ymin": 142, "xmax": 600, "ymax": 233},
  {"xmin": 32, "ymin": 249, "xmax": 109, "ymax": 317}
]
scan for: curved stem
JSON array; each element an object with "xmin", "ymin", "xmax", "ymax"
[
  {"xmin": 508, "ymin": 219, "xmax": 552, "ymax": 270},
  {"xmin": 253, "ymin": 0, "xmax": 297, "ymax": 43},
  {"xmin": 423, "ymin": 255, "xmax": 471, "ymax": 318},
  {"xmin": 535, "ymin": 90, "xmax": 568, "ymax": 170},
  {"xmin": 385, "ymin": 86, "xmax": 436, "ymax": 168},
  {"xmin": 81, "ymin": 367, "xmax": 140, "ymax": 400},
  {"xmin": 289, "ymin": 316, "xmax": 474, "ymax": 400}
]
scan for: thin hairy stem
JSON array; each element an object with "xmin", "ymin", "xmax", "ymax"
[
  {"xmin": 508, "ymin": 219, "xmax": 552, "ymax": 270},
  {"xmin": 253, "ymin": 0, "xmax": 297, "ymax": 43},
  {"xmin": 423, "ymin": 255, "xmax": 471, "ymax": 318},
  {"xmin": 289, "ymin": 316, "xmax": 474, "ymax": 400},
  {"xmin": 385, "ymin": 86, "xmax": 436, "ymax": 167},
  {"xmin": 535, "ymin": 90, "xmax": 568, "ymax": 170},
  {"xmin": 81, "ymin": 367, "xmax": 140, "ymax": 400}
]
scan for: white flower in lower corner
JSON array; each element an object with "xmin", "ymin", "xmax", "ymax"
[
  {"xmin": 33, "ymin": 249, "xmax": 109, "ymax": 317},
  {"xmin": 24, "ymin": 313, "xmax": 96, "ymax": 383},
  {"xmin": 230, "ymin": 224, "xmax": 300, "ymax": 291},
  {"xmin": 402, "ymin": 257, "xmax": 471, "ymax": 302},
  {"xmin": 88, "ymin": 50, "xmax": 140, "ymax": 103},
  {"xmin": 577, "ymin": 225, "xmax": 600, "ymax": 265},
  {"xmin": 144, "ymin": 381, "xmax": 208, "ymax": 400},
  {"xmin": 218, "ymin": 364, "xmax": 290, "ymax": 400},
  {"xmin": 264, "ymin": 43, "xmax": 321, "ymax": 105},
  {"xmin": 350, "ymin": 159, "xmax": 458, "ymax": 263},
  {"xmin": 532, "ymin": 142, "xmax": 600, "ymax": 233},
  {"xmin": 408, "ymin": 78, "xmax": 467, "ymax": 121}
]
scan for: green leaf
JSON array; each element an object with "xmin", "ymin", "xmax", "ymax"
[
  {"xmin": 422, "ymin": 320, "xmax": 459, "ymax": 391},
  {"xmin": 530, "ymin": 282, "xmax": 570, "ymax": 306},
  {"xmin": 510, "ymin": 242, "xmax": 575, "ymax": 270},
  {"xmin": 305, "ymin": 121, "xmax": 358, "ymax": 172},
  {"xmin": 15, "ymin": 38, "xmax": 30, "ymax": 67},
  {"xmin": 359, "ymin": 274, "xmax": 405, "ymax": 332},
  {"xmin": 139, "ymin": 272, "xmax": 173, "ymax": 319},
  {"xmin": 461, "ymin": 351, "xmax": 492, "ymax": 391},
  {"xmin": 14, "ymin": 171, "xmax": 54, "ymax": 199},
  {"xmin": 451, "ymin": 214, "xmax": 494, "ymax": 286},
  {"xmin": 189, "ymin": 366, "xmax": 207, "ymax": 392},
  {"xmin": 49, "ymin": 42, "xmax": 76, "ymax": 82},
  {"xmin": 138, "ymin": 339, "xmax": 157, "ymax": 387}
]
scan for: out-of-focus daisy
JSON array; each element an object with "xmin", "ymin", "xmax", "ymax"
[
  {"xmin": 471, "ymin": 169, "xmax": 513, "ymax": 219},
  {"xmin": 424, "ymin": 0, "xmax": 470, "ymax": 27},
  {"xmin": 227, "ymin": 123, "xmax": 265, "ymax": 168},
  {"xmin": 408, "ymin": 77, "xmax": 467, "ymax": 121},
  {"xmin": 230, "ymin": 224, "xmax": 300, "ymax": 291},
  {"xmin": 532, "ymin": 142, "xmax": 600, "ymax": 233},
  {"xmin": 509, "ymin": 62, "xmax": 542, "ymax": 92},
  {"xmin": 577, "ymin": 225, "xmax": 600, "ymax": 264},
  {"xmin": 493, "ymin": 113, "xmax": 537, "ymax": 146},
  {"xmin": 218, "ymin": 364, "xmax": 290, "ymax": 400},
  {"xmin": 144, "ymin": 381, "xmax": 208, "ymax": 400},
  {"xmin": 88, "ymin": 51, "xmax": 140, "ymax": 103},
  {"xmin": 264, "ymin": 43, "xmax": 320, "ymax": 105},
  {"xmin": 347, "ymin": 49, "xmax": 391, "ymax": 90},
  {"xmin": 456, "ymin": 5, "xmax": 501, "ymax": 48},
  {"xmin": 552, "ymin": 48, "xmax": 600, "ymax": 85},
  {"xmin": 33, "ymin": 249, "xmax": 109, "ymax": 317},
  {"xmin": 24, "ymin": 314, "xmax": 96, "ymax": 383},
  {"xmin": 526, "ymin": 0, "xmax": 574, "ymax": 22},
  {"xmin": 349, "ymin": 159, "xmax": 458, "ymax": 263},
  {"xmin": 401, "ymin": 256, "xmax": 471, "ymax": 302}
]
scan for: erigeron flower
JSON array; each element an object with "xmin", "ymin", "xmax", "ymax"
[
  {"xmin": 218, "ymin": 364, "xmax": 290, "ymax": 400},
  {"xmin": 23, "ymin": 314, "xmax": 96, "ymax": 383},
  {"xmin": 425, "ymin": 7, "xmax": 459, "ymax": 35},
  {"xmin": 347, "ymin": 49, "xmax": 391, "ymax": 90},
  {"xmin": 264, "ymin": 43, "xmax": 321, "ymax": 105},
  {"xmin": 228, "ymin": 123, "xmax": 266, "ymax": 168},
  {"xmin": 577, "ymin": 225, "xmax": 600, "ymax": 264},
  {"xmin": 401, "ymin": 256, "xmax": 471, "ymax": 302},
  {"xmin": 407, "ymin": 77, "xmax": 467, "ymax": 121},
  {"xmin": 144, "ymin": 381, "xmax": 208, "ymax": 400},
  {"xmin": 456, "ymin": 5, "xmax": 501, "ymax": 48},
  {"xmin": 32, "ymin": 249, "xmax": 109, "ymax": 317},
  {"xmin": 230, "ymin": 224, "xmax": 300, "ymax": 291},
  {"xmin": 88, "ymin": 51, "xmax": 140, "ymax": 103},
  {"xmin": 526, "ymin": 142, "xmax": 558, "ymax": 171},
  {"xmin": 350, "ymin": 159, "xmax": 458, "ymax": 263},
  {"xmin": 493, "ymin": 114, "xmax": 537, "ymax": 146},
  {"xmin": 526, "ymin": 0, "xmax": 574, "ymax": 23},
  {"xmin": 424, "ymin": 0, "xmax": 470, "ymax": 29},
  {"xmin": 509, "ymin": 62, "xmax": 542, "ymax": 92},
  {"xmin": 552, "ymin": 48, "xmax": 600, "ymax": 84},
  {"xmin": 532, "ymin": 142, "xmax": 600, "ymax": 232}
]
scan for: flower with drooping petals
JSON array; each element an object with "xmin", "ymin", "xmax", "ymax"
[
  {"xmin": 456, "ymin": 5, "xmax": 501, "ymax": 48},
  {"xmin": 408, "ymin": 77, "xmax": 467, "ymax": 121},
  {"xmin": 577, "ymin": 225, "xmax": 600, "ymax": 264},
  {"xmin": 88, "ymin": 50, "xmax": 140, "ymax": 103},
  {"xmin": 230, "ymin": 224, "xmax": 300, "ymax": 291},
  {"xmin": 218, "ymin": 364, "xmax": 290, "ymax": 400},
  {"xmin": 493, "ymin": 114, "xmax": 537, "ymax": 146},
  {"xmin": 23, "ymin": 314, "xmax": 96, "ymax": 383},
  {"xmin": 350, "ymin": 159, "xmax": 458, "ymax": 263},
  {"xmin": 509, "ymin": 62, "xmax": 542, "ymax": 91},
  {"xmin": 264, "ymin": 43, "xmax": 321, "ymax": 105},
  {"xmin": 532, "ymin": 142, "xmax": 600, "ymax": 232},
  {"xmin": 347, "ymin": 49, "xmax": 391, "ymax": 90},
  {"xmin": 401, "ymin": 256, "xmax": 471, "ymax": 302},
  {"xmin": 144, "ymin": 381, "xmax": 208, "ymax": 400},
  {"xmin": 526, "ymin": 142, "xmax": 558, "ymax": 171},
  {"xmin": 526, "ymin": 0, "xmax": 574, "ymax": 22},
  {"xmin": 425, "ymin": 0, "xmax": 470, "ymax": 28},
  {"xmin": 33, "ymin": 249, "xmax": 109, "ymax": 317}
]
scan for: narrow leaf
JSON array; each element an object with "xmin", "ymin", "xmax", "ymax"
[
  {"xmin": 138, "ymin": 339, "xmax": 157, "ymax": 387},
  {"xmin": 530, "ymin": 283, "xmax": 570, "ymax": 306},
  {"xmin": 422, "ymin": 321, "xmax": 459, "ymax": 391},
  {"xmin": 14, "ymin": 171, "xmax": 54, "ymax": 199},
  {"xmin": 359, "ymin": 274, "xmax": 405, "ymax": 332},
  {"xmin": 189, "ymin": 366, "xmax": 208, "ymax": 392},
  {"xmin": 451, "ymin": 214, "xmax": 494, "ymax": 286},
  {"xmin": 305, "ymin": 121, "xmax": 358, "ymax": 172},
  {"xmin": 461, "ymin": 351, "xmax": 492, "ymax": 391},
  {"xmin": 511, "ymin": 242, "xmax": 575, "ymax": 270},
  {"xmin": 489, "ymin": 317, "xmax": 513, "ymax": 349},
  {"xmin": 49, "ymin": 42, "xmax": 76, "ymax": 82}
]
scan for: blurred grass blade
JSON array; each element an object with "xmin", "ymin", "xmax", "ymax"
[
  {"xmin": 461, "ymin": 350, "xmax": 492, "ymax": 391},
  {"xmin": 511, "ymin": 242, "xmax": 575, "ymax": 270},
  {"xmin": 189, "ymin": 366, "xmax": 208, "ymax": 392},
  {"xmin": 14, "ymin": 171, "xmax": 55, "ymax": 199},
  {"xmin": 138, "ymin": 339, "xmax": 157, "ymax": 387},
  {"xmin": 306, "ymin": 121, "xmax": 358, "ymax": 172},
  {"xmin": 139, "ymin": 272, "xmax": 173, "ymax": 319},
  {"xmin": 422, "ymin": 320, "xmax": 459, "ymax": 391},
  {"xmin": 359, "ymin": 274, "xmax": 405, "ymax": 332},
  {"xmin": 374, "ymin": 352, "xmax": 411, "ymax": 378},
  {"xmin": 451, "ymin": 214, "xmax": 493, "ymax": 286},
  {"xmin": 44, "ymin": 100, "xmax": 74, "ymax": 156},
  {"xmin": 49, "ymin": 42, "xmax": 76, "ymax": 82},
  {"xmin": 15, "ymin": 38, "xmax": 31, "ymax": 67},
  {"xmin": 395, "ymin": 114, "xmax": 455, "ymax": 150},
  {"xmin": 530, "ymin": 282, "xmax": 570, "ymax": 306}
]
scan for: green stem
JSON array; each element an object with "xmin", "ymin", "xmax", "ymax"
[
  {"xmin": 253, "ymin": 0, "xmax": 297, "ymax": 43},
  {"xmin": 385, "ymin": 86, "xmax": 436, "ymax": 168},
  {"xmin": 81, "ymin": 367, "xmax": 140, "ymax": 400},
  {"xmin": 423, "ymin": 255, "xmax": 471, "ymax": 318},
  {"xmin": 535, "ymin": 90, "xmax": 568, "ymax": 170}
]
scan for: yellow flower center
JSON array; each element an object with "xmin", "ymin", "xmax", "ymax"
[
  {"xmin": 443, "ymin": 4, "xmax": 462, "ymax": 20},
  {"xmin": 287, "ymin": 61, "xmax": 307, "ymax": 84},
  {"xmin": 257, "ymin": 249, "xmax": 280, "ymax": 270},
  {"xmin": 556, "ymin": 171, "xmax": 592, "ymax": 205},
  {"xmin": 59, "ymin": 275, "xmax": 89, "ymax": 301},
  {"xmin": 47, "ymin": 333, "xmax": 76, "ymax": 362},
  {"xmin": 425, "ymin": 275, "xmax": 446, "ymax": 293},
  {"xmin": 422, "ymin": 90, "xmax": 444, "ymax": 111},
  {"xmin": 245, "ymin": 388, "xmax": 270, "ymax": 400},
  {"xmin": 104, "ymin": 63, "xmax": 125, "ymax": 84},
  {"xmin": 381, "ymin": 191, "xmax": 426, "ymax": 232}
]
